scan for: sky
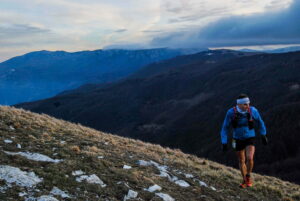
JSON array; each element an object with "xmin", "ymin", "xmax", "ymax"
[{"xmin": 0, "ymin": 0, "xmax": 299, "ymax": 62}]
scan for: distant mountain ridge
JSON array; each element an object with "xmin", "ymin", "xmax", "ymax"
[
  {"xmin": 266, "ymin": 46, "xmax": 300, "ymax": 53},
  {"xmin": 17, "ymin": 49, "xmax": 300, "ymax": 184},
  {"xmin": 238, "ymin": 46, "xmax": 300, "ymax": 53},
  {"xmin": 0, "ymin": 48, "xmax": 204, "ymax": 105}
]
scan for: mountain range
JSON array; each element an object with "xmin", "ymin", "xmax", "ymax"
[
  {"xmin": 1, "ymin": 106, "xmax": 299, "ymax": 201},
  {"xmin": 0, "ymin": 48, "xmax": 205, "ymax": 105},
  {"xmin": 17, "ymin": 49, "xmax": 300, "ymax": 184},
  {"xmin": 239, "ymin": 45, "xmax": 300, "ymax": 53}
]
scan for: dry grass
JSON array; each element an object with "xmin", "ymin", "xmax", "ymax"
[{"xmin": 0, "ymin": 106, "xmax": 299, "ymax": 201}]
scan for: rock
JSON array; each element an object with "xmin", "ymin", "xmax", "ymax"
[
  {"xmin": 144, "ymin": 184, "xmax": 162, "ymax": 192},
  {"xmin": 124, "ymin": 190, "xmax": 138, "ymax": 201}
]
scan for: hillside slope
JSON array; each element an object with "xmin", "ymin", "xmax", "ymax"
[{"xmin": 0, "ymin": 106, "xmax": 299, "ymax": 201}]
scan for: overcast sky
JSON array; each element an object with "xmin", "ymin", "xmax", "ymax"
[{"xmin": 0, "ymin": 0, "xmax": 299, "ymax": 61}]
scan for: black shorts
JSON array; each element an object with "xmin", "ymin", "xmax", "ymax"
[{"xmin": 235, "ymin": 137, "xmax": 255, "ymax": 151}]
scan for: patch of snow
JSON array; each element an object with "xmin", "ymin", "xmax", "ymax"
[
  {"xmin": 0, "ymin": 184, "xmax": 11, "ymax": 193},
  {"xmin": 0, "ymin": 186, "xmax": 6, "ymax": 193},
  {"xmin": 144, "ymin": 184, "xmax": 162, "ymax": 192},
  {"xmin": 155, "ymin": 193, "xmax": 175, "ymax": 201},
  {"xmin": 25, "ymin": 197, "xmax": 36, "ymax": 201},
  {"xmin": 157, "ymin": 171, "xmax": 168, "ymax": 179},
  {"xmin": 72, "ymin": 170, "xmax": 85, "ymax": 176},
  {"xmin": 150, "ymin": 161, "xmax": 168, "ymax": 172},
  {"xmin": 9, "ymin": 126, "xmax": 15, "ymax": 130},
  {"xmin": 137, "ymin": 160, "xmax": 189, "ymax": 188},
  {"xmin": 104, "ymin": 142, "xmax": 109, "ymax": 145},
  {"xmin": 4, "ymin": 151, "xmax": 63, "ymax": 163},
  {"xmin": 60, "ymin": 141, "xmax": 66, "ymax": 144},
  {"xmin": 174, "ymin": 180, "xmax": 190, "ymax": 187},
  {"xmin": 123, "ymin": 165, "xmax": 132, "ymax": 169},
  {"xmin": 137, "ymin": 160, "xmax": 152, "ymax": 166},
  {"xmin": 206, "ymin": 53, "xmax": 213, "ymax": 56},
  {"xmin": 173, "ymin": 169, "xmax": 182, "ymax": 174},
  {"xmin": 195, "ymin": 179, "xmax": 216, "ymax": 190},
  {"xmin": 4, "ymin": 139, "xmax": 13, "ymax": 143},
  {"xmin": 211, "ymin": 186, "xmax": 217, "ymax": 191},
  {"xmin": 169, "ymin": 175, "xmax": 178, "ymax": 182},
  {"xmin": 197, "ymin": 180, "xmax": 208, "ymax": 187},
  {"xmin": 50, "ymin": 186, "xmax": 71, "ymax": 198},
  {"xmin": 117, "ymin": 181, "xmax": 130, "ymax": 188},
  {"xmin": 37, "ymin": 195, "xmax": 59, "ymax": 201},
  {"xmin": 97, "ymin": 156, "xmax": 104, "ymax": 159},
  {"xmin": 184, "ymin": 173, "xmax": 194, "ymax": 178},
  {"xmin": 155, "ymin": 166, "xmax": 189, "ymax": 187},
  {"xmin": 123, "ymin": 190, "xmax": 138, "ymax": 201},
  {"xmin": 0, "ymin": 165, "xmax": 42, "ymax": 187},
  {"xmin": 76, "ymin": 174, "xmax": 106, "ymax": 187},
  {"xmin": 19, "ymin": 192, "xmax": 28, "ymax": 197},
  {"xmin": 17, "ymin": 144, "xmax": 22, "ymax": 149}
]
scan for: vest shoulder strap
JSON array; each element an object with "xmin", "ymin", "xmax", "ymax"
[
  {"xmin": 233, "ymin": 106, "xmax": 252, "ymax": 120},
  {"xmin": 233, "ymin": 106, "xmax": 237, "ymax": 119},
  {"xmin": 248, "ymin": 107, "xmax": 253, "ymax": 120}
]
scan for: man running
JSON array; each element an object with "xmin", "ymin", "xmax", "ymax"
[{"xmin": 220, "ymin": 94, "xmax": 268, "ymax": 188}]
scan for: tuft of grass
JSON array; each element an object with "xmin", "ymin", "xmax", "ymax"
[{"xmin": 70, "ymin": 145, "xmax": 81, "ymax": 154}]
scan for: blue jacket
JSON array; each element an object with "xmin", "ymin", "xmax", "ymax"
[{"xmin": 220, "ymin": 106, "xmax": 266, "ymax": 144}]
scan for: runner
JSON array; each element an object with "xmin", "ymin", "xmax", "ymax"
[{"xmin": 220, "ymin": 94, "xmax": 268, "ymax": 188}]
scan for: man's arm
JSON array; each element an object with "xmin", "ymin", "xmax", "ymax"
[
  {"xmin": 220, "ymin": 109, "xmax": 233, "ymax": 145},
  {"xmin": 252, "ymin": 107, "xmax": 267, "ymax": 135},
  {"xmin": 252, "ymin": 107, "xmax": 268, "ymax": 145}
]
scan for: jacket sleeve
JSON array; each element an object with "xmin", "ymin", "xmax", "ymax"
[
  {"xmin": 220, "ymin": 109, "xmax": 232, "ymax": 144},
  {"xmin": 252, "ymin": 107, "xmax": 267, "ymax": 135}
]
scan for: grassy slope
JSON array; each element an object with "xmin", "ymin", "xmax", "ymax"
[{"xmin": 0, "ymin": 106, "xmax": 299, "ymax": 201}]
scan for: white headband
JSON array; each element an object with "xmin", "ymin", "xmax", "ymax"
[{"xmin": 237, "ymin": 97, "xmax": 250, "ymax": 104}]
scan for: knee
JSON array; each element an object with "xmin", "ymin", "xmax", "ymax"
[
  {"xmin": 246, "ymin": 155, "xmax": 254, "ymax": 161},
  {"xmin": 238, "ymin": 158, "xmax": 246, "ymax": 164}
]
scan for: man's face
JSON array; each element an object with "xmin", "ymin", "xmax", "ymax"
[{"xmin": 237, "ymin": 103, "xmax": 250, "ymax": 111}]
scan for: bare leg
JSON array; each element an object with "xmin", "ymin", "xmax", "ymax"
[
  {"xmin": 245, "ymin": 145, "xmax": 255, "ymax": 175},
  {"xmin": 236, "ymin": 150, "xmax": 247, "ymax": 181}
]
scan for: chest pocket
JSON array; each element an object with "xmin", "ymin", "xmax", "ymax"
[{"xmin": 231, "ymin": 107, "xmax": 254, "ymax": 129}]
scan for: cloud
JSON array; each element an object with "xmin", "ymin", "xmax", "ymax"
[
  {"xmin": 142, "ymin": 30, "xmax": 164, "ymax": 33},
  {"xmin": 151, "ymin": 0, "xmax": 299, "ymax": 48},
  {"xmin": 0, "ymin": 23, "xmax": 74, "ymax": 48},
  {"xmin": 103, "ymin": 43, "xmax": 150, "ymax": 50},
  {"xmin": 0, "ymin": 24, "xmax": 49, "ymax": 38},
  {"xmin": 167, "ymin": 7, "xmax": 231, "ymax": 24},
  {"xmin": 0, "ymin": 0, "xmax": 297, "ymax": 62},
  {"xmin": 162, "ymin": 0, "xmax": 202, "ymax": 14},
  {"xmin": 114, "ymin": 29, "xmax": 127, "ymax": 33}
]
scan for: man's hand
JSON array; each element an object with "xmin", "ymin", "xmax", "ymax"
[
  {"xmin": 261, "ymin": 135, "xmax": 268, "ymax": 145},
  {"xmin": 222, "ymin": 144, "xmax": 228, "ymax": 152}
]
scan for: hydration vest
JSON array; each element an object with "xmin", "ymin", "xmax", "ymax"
[{"xmin": 231, "ymin": 106, "xmax": 254, "ymax": 129}]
